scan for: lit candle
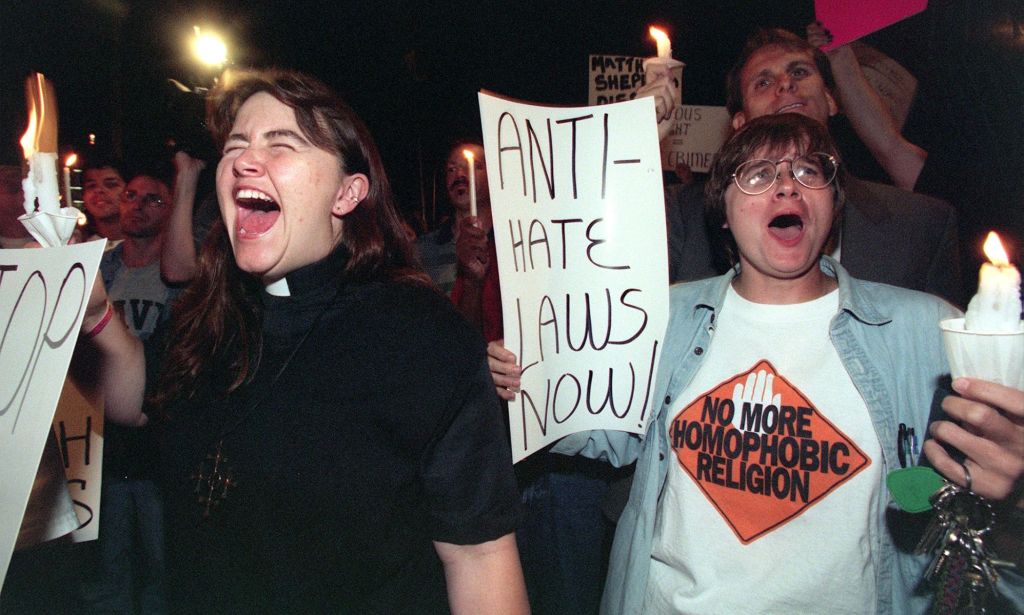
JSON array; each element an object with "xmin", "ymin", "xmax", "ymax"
[
  {"xmin": 463, "ymin": 149, "xmax": 477, "ymax": 219},
  {"xmin": 17, "ymin": 73, "xmax": 79, "ymax": 247},
  {"xmin": 964, "ymin": 231, "xmax": 1022, "ymax": 333},
  {"xmin": 20, "ymin": 104, "xmax": 39, "ymax": 212},
  {"xmin": 19, "ymin": 73, "xmax": 62, "ymax": 215},
  {"xmin": 649, "ymin": 26, "xmax": 672, "ymax": 59},
  {"xmin": 643, "ymin": 26, "xmax": 685, "ymax": 110},
  {"xmin": 63, "ymin": 153, "xmax": 77, "ymax": 207}
]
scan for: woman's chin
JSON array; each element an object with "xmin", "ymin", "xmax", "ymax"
[{"xmin": 232, "ymin": 249, "xmax": 278, "ymax": 278}]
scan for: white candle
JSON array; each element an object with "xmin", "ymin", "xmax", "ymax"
[
  {"xmin": 20, "ymin": 73, "xmax": 62, "ymax": 214},
  {"xmin": 62, "ymin": 165, "xmax": 72, "ymax": 207},
  {"xmin": 63, "ymin": 153, "xmax": 77, "ymax": 208},
  {"xmin": 20, "ymin": 104, "xmax": 39, "ymax": 213},
  {"xmin": 22, "ymin": 152, "xmax": 62, "ymax": 214},
  {"xmin": 463, "ymin": 149, "xmax": 477, "ymax": 219},
  {"xmin": 21, "ymin": 165, "xmax": 36, "ymax": 214},
  {"xmin": 650, "ymin": 26, "xmax": 672, "ymax": 59},
  {"xmin": 964, "ymin": 231, "xmax": 1022, "ymax": 333}
]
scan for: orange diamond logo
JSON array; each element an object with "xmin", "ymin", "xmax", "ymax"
[{"xmin": 669, "ymin": 360, "xmax": 870, "ymax": 543}]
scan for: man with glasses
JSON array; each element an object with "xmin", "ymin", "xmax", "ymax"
[
  {"xmin": 492, "ymin": 113, "xmax": 1024, "ymax": 614},
  {"xmin": 103, "ymin": 171, "xmax": 178, "ymax": 336},
  {"xmin": 591, "ymin": 26, "xmax": 966, "ymax": 560},
  {"xmin": 83, "ymin": 168, "xmax": 178, "ymax": 613}
]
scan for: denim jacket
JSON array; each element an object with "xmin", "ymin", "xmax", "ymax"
[{"xmin": 553, "ymin": 257, "xmax": 1024, "ymax": 614}]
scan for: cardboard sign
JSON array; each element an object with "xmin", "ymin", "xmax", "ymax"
[
  {"xmin": 479, "ymin": 91, "xmax": 669, "ymax": 461},
  {"xmin": 659, "ymin": 105, "xmax": 732, "ymax": 173},
  {"xmin": 588, "ymin": 54, "xmax": 731, "ymax": 173},
  {"xmin": 816, "ymin": 0, "xmax": 928, "ymax": 49},
  {"xmin": 53, "ymin": 376, "xmax": 104, "ymax": 542},
  {"xmin": 851, "ymin": 42, "xmax": 918, "ymax": 130},
  {"xmin": 588, "ymin": 54, "xmax": 646, "ymax": 105},
  {"xmin": 0, "ymin": 240, "xmax": 106, "ymax": 583}
]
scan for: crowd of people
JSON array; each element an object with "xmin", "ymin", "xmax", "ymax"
[{"xmin": 2, "ymin": 21, "xmax": 1022, "ymax": 615}]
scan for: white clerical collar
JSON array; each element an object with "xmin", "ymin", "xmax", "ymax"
[{"xmin": 264, "ymin": 277, "xmax": 291, "ymax": 297}]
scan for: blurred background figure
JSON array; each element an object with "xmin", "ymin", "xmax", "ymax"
[
  {"xmin": 81, "ymin": 164, "xmax": 177, "ymax": 614},
  {"xmin": 82, "ymin": 158, "xmax": 127, "ymax": 243}
]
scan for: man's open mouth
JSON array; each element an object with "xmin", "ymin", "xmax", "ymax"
[
  {"xmin": 236, "ymin": 188, "xmax": 280, "ymax": 236},
  {"xmin": 768, "ymin": 213, "xmax": 803, "ymax": 241}
]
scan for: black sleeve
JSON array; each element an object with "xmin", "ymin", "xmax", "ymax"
[{"xmin": 420, "ymin": 351, "xmax": 519, "ymax": 545}]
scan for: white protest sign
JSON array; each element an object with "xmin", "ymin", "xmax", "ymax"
[
  {"xmin": 53, "ymin": 376, "xmax": 104, "ymax": 542},
  {"xmin": 588, "ymin": 54, "xmax": 731, "ymax": 173},
  {"xmin": 479, "ymin": 92, "xmax": 669, "ymax": 462},
  {"xmin": 1, "ymin": 240, "xmax": 106, "ymax": 583}
]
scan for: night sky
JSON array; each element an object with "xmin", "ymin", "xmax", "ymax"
[
  {"xmin": 3, "ymin": 0, "xmax": 1022, "ymax": 286},
  {"xmin": 3, "ymin": 1, "xmax": 817, "ymax": 166}
]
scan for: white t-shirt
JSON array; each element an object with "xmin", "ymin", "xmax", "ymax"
[{"xmin": 644, "ymin": 285, "xmax": 882, "ymax": 614}]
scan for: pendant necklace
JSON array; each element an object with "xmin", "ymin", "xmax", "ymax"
[{"xmin": 190, "ymin": 293, "xmax": 335, "ymax": 518}]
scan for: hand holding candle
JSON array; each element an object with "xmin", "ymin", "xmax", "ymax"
[
  {"xmin": 463, "ymin": 149, "xmax": 477, "ymax": 219},
  {"xmin": 941, "ymin": 231, "xmax": 1023, "ymax": 389},
  {"xmin": 642, "ymin": 25, "xmax": 686, "ymax": 128}
]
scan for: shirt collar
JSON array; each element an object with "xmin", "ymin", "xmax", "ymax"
[{"xmin": 686, "ymin": 255, "xmax": 891, "ymax": 327}]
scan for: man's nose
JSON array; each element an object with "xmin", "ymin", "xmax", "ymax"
[
  {"xmin": 773, "ymin": 164, "xmax": 800, "ymax": 198},
  {"xmin": 777, "ymin": 75, "xmax": 796, "ymax": 94}
]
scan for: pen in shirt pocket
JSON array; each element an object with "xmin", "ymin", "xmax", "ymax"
[{"xmin": 897, "ymin": 423, "xmax": 907, "ymax": 468}]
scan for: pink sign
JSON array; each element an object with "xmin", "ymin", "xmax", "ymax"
[{"xmin": 815, "ymin": 0, "xmax": 928, "ymax": 49}]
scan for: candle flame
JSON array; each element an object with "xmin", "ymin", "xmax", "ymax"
[
  {"xmin": 982, "ymin": 231, "xmax": 1010, "ymax": 266},
  {"xmin": 20, "ymin": 73, "xmax": 58, "ymax": 157},
  {"xmin": 65, "ymin": 153, "xmax": 78, "ymax": 167},
  {"xmin": 20, "ymin": 105, "xmax": 38, "ymax": 158},
  {"xmin": 649, "ymin": 26, "xmax": 673, "ymax": 59},
  {"xmin": 463, "ymin": 149, "xmax": 474, "ymax": 162}
]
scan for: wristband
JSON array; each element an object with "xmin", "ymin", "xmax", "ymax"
[{"xmin": 83, "ymin": 303, "xmax": 114, "ymax": 339}]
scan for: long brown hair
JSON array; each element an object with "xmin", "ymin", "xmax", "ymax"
[{"xmin": 154, "ymin": 68, "xmax": 427, "ymax": 405}]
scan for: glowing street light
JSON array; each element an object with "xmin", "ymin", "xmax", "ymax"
[{"xmin": 192, "ymin": 26, "xmax": 228, "ymax": 67}]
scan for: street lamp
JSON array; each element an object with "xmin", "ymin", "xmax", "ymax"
[
  {"xmin": 164, "ymin": 25, "xmax": 232, "ymax": 158},
  {"xmin": 192, "ymin": 26, "xmax": 228, "ymax": 68}
]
